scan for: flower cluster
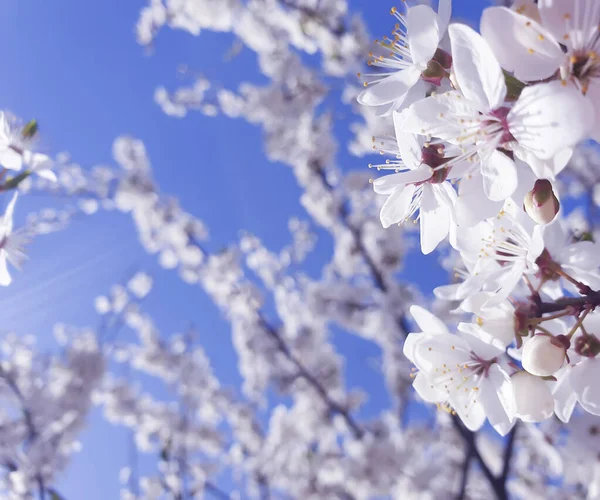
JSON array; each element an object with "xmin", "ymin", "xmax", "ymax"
[
  {"xmin": 364, "ymin": 0, "xmax": 600, "ymax": 433},
  {"xmin": 8, "ymin": 0, "xmax": 600, "ymax": 497},
  {"xmin": 0, "ymin": 112, "xmax": 58, "ymax": 286}
]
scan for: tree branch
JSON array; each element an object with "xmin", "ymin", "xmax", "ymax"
[
  {"xmin": 500, "ymin": 424, "xmax": 518, "ymax": 484},
  {"xmin": 538, "ymin": 291, "xmax": 600, "ymax": 314},
  {"xmin": 259, "ymin": 314, "xmax": 364, "ymax": 439},
  {"xmin": 451, "ymin": 417, "xmax": 505, "ymax": 499},
  {"xmin": 456, "ymin": 444, "xmax": 473, "ymax": 500}
]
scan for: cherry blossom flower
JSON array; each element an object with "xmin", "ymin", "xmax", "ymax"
[
  {"xmin": 0, "ymin": 112, "xmax": 25, "ymax": 171},
  {"xmin": 372, "ymin": 116, "xmax": 464, "ymax": 254},
  {"xmin": 0, "ymin": 193, "xmax": 28, "ymax": 286},
  {"xmin": 357, "ymin": 0, "xmax": 452, "ymax": 115},
  {"xmin": 481, "ymin": 2, "xmax": 600, "ymax": 140},
  {"xmin": 401, "ymin": 23, "xmax": 593, "ymax": 203},
  {"xmin": 453, "ymin": 202, "xmax": 544, "ymax": 308},
  {"xmin": 404, "ymin": 306, "xmax": 515, "ymax": 435}
]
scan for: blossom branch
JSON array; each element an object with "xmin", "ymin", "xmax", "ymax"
[{"xmin": 258, "ymin": 314, "xmax": 364, "ymax": 439}]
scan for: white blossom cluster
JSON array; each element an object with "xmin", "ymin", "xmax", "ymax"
[
  {"xmin": 360, "ymin": 0, "xmax": 600, "ymax": 442},
  {"xmin": 5, "ymin": 0, "xmax": 600, "ymax": 498}
]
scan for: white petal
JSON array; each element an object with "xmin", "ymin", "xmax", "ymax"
[
  {"xmin": 413, "ymin": 372, "xmax": 446, "ymax": 403},
  {"xmin": 449, "ymin": 23, "xmax": 506, "ymax": 110},
  {"xmin": 480, "ymin": 150, "xmax": 518, "ymax": 201},
  {"xmin": 437, "ymin": 0, "xmax": 452, "ymax": 34},
  {"xmin": 402, "ymin": 332, "xmax": 420, "ymax": 364},
  {"xmin": 0, "ymin": 148, "xmax": 22, "ymax": 171},
  {"xmin": 420, "ymin": 183, "xmax": 450, "ymax": 254},
  {"xmin": 516, "ymin": 147, "xmax": 572, "ymax": 179},
  {"xmin": 403, "ymin": 332, "xmax": 467, "ymax": 370},
  {"xmin": 409, "ymin": 304, "xmax": 449, "ymax": 334},
  {"xmin": 407, "ymin": 5, "xmax": 441, "ymax": 66},
  {"xmin": 35, "ymin": 169, "xmax": 58, "ymax": 182},
  {"xmin": 357, "ymin": 66, "xmax": 421, "ymax": 107},
  {"xmin": 455, "ymin": 170, "xmax": 503, "ymax": 226},
  {"xmin": 3, "ymin": 192, "xmax": 18, "ymax": 234},
  {"xmin": 538, "ymin": 0, "xmax": 593, "ymax": 48},
  {"xmin": 509, "ymin": 81, "xmax": 594, "ymax": 160},
  {"xmin": 373, "ymin": 166, "xmax": 432, "ymax": 194},
  {"xmin": 552, "ymin": 368, "xmax": 577, "ymax": 423},
  {"xmin": 0, "ymin": 252, "xmax": 12, "ymax": 286},
  {"xmin": 570, "ymin": 359, "xmax": 600, "ymax": 415},
  {"xmin": 457, "ymin": 323, "xmax": 506, "ymax": 358},
  {"xmin": 379, "ymin": 184, "xmax": 416, "ymax": 228},
  {"xmin": 450, "ymin": 391, "xmax": 486, "ymax": 431},
  {"xmin": 478, "ymin": 365, "xmax": 515, "ymax": 436},
  {"xmin": 488, "ymin": 261, "xmax": 527, "ymax": 305},
  {"xmin": 480, "ymin": 7, "xmax": 563, "ymax": 81},
  {"xmin": 433, "ymin": 283, "xmax": 465, "ymax": 301},
  {"xmin": 395, "ymin": 78, "xmax": 429, "ymax": 115},
  {"xmin": 401, "ymin": 91, "xmax": 478, "ymax": 141},
  {"xmin": 586, "ymin": 80, "xmax": 600, "ymax": 143},
  {"xmin": 395, "ymin": 127, "xmax": 424, "ymax": 170}
]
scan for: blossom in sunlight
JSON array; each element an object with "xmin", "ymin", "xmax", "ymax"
[
  {"xmin": 371, "ymin": 115, "xmax": 464, "ymax": 254},
  {"xmin": 0, "ymin": 193, "xmax": 28, "ymax": 286},
  {"xmin": 0, "ymin": 112, "xmax": 27, "ymax": 171},
  {"xmin": 357, "ymin": 0, "xmax": 452, "ymax": 115},
  {"xmin": 401, "ymin": 23, "xmax": 593, "ymax": 203},
  {"xmin": 453, "ymin": 202, "xmax": 544, "ymax": 308},
  {"xmin": 481, "ymin": 1, "xmax": 600, "ymax": 140},
  {"xmin": 9, "ymin": 0, "xmax": 600, "ymax": 496},
  {"xmin": 404, "ymin": 306, "xmax": 515, "ymax": 435}
]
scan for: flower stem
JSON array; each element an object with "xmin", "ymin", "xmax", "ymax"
[{"xmin": 567, "ymin": 308, "xmax": 591, "ymax": 339}]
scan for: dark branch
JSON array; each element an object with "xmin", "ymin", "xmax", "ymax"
[
  {"xmin": 501, "ymin": 424, "xmax": 519, "ymax": 484},
  {"xmin": 259, "ymin": 315, "xmax": 364, "ymax": 439},
  {"xmin": 538, "ymin": 291, "xmax": 600, "ymax": 314},
  {"xmin": 456, "ymin": 444, "xmax": 474, "ymax": 500}
]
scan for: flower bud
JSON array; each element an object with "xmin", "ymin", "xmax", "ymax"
[
  {"xmin": 523, "ymin": 179, "xmax": 560, "ymax": 225},
  {"xmin": 522, "ymin": 334, "xmax": 567, "ymax": 376},
  {"xmin": 511, "ymin": 371, "xmax": 554, "ymax": 423},
  {"xmin": 21, "ymin": 119, "xmax": 38, "ymax": 139}
]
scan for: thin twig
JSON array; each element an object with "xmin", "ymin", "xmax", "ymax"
[{"xmin": 259, "ymin": 315, "xmax": 364, "ymax": 439}]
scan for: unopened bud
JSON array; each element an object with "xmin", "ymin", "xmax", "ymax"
[
  {"xmin": 523, "ymin": 179, "xmax": 560, "ymax": 225},
  {"xmin": 511, "ymin": 371, "xmax": 554, "ymax": 423},
  {"xmin": 522, "ymin": 334, "xmax": 567, "ymax": 376},
  {"xmin": 21, "ymin": 119, "xmax": 38, "ymax": 139}
]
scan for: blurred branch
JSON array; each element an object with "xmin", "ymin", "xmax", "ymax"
[
  {"xmin": 501, "ymin": 424, "xmax": 518, "ymax": 485},
  {"xmin": 456, "ymin": 444, "xmax": 473, "ymax": 500},
  {"xmin": 259, "ymin": 314, "xmax": 364, "ymax": 439}
]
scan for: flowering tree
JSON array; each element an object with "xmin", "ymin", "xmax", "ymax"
[{"xmin": 3, "ymin": 0, "xmax": 600, "ymax": 498}]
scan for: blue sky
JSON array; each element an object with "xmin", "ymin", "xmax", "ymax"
[{"xmin": 0, "ymin": 1, "xmax": 487, "ymax": 497}]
